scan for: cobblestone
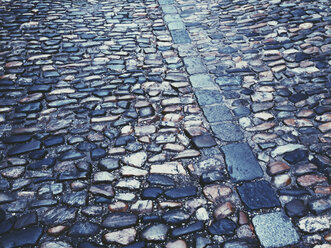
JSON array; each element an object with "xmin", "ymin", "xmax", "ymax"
[{"xmin": 0, "ymin": 0, "xmax": 330, "ymax": 246}]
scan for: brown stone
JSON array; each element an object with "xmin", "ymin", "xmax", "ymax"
[
  {"xmin": 104, "ymin": 228, "xmax": 136, "ymax": 245},
  {"xmin": 238, "ymin": 211, "xmax": 249, "ymax": 225},
  {"xmin": 324, "ymin": 232, "xmax": 331, "ymax": 243},
  {"xmin": 297, "ymin": 174, "xmax": 328, "ymax": 187},
  {"xmin": 214, "ymin": 201, "xmax": 235, "ymax": 220},
  {"xmin": 267, "ymin": 161, "xmax": 290, "ymax": 176},
  {"xmin": 5, "ymin": 61, "xmax": 23, "ymax": 68},
  {"xmin": 108, "ymin": 201, "xmax": 128, "ymax": 212},
  {"xmin": 284, "ymin": 119, "xmax": 313, "ymax": 127},
  {"xmin": 203, "ymin": 184, "xmax": 232, "ymax": 202},
  {"xmin": 297, "ymin": 109, "xmax": 314, "ymax": 118},
  {"xmin": 47, "ymin": 225, "xmax": 68, "ymax": 236},
  {"xmin": 314, "ymin": 186, "xmax": 331, "ymax": 195},
  {"xmin": 19, "ymin": 93, "xmax": 43, "ymax": 103},
  {"xmin": 272, "ymin": 174, "xmax": 291, "ymax": 188},
  {"xmin": 318, "ymin": 122, "xmax": 331, "ymax": 133}
]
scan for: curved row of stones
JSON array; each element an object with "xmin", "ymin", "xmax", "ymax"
[{"xmin": 0, "ymin": 0, "xmax": 330, "ymax": 247}]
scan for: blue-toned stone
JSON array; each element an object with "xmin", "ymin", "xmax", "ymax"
[
  {"xmin": 183, "ymin": 57, "xmax": 206, "ymax": 74},
  {"xmin": 171, "ymin": 30, "xmax": 191, "ymax": 44},
  {"xmin": 283, "ymin": 149, "xmax": 308, "ymax": 164},
  {"xmin": 201, "ymin": 170, "xmax": 227, "ymax": 184},
  {"xmin": 192, "ymin": 134, "xmax": 217, "ymax": 148},
  {"xmin": 0, "ymin": 226, "xmax": 43, "ymax": 247},
  {"xmin": 60, "ymin": 150, "xmax": 85, "ymax": 161},
  {"xmin": 285, "ymin": 199, "xmax": 308, "ymax": 217},
  {"xmin": 208, "ymin": 219, "xmax": 237, "ymax": 235},
  {"xmin": 202, "ymin": 104, "xmax": 233, "ymax": 123},
  {"xmin": 44, "ymin": 136, "xmax": 64, "ymax": 147},
  {"xmin": 216, "ymin": 76, "xmax": 241, "ymax": 87},
  {"xmin": 14, "ymin": 212, "xmax": 37, "ymax": 229},
  {"xmin": 62, "ymin": 191, "xmax": 87, "ymax": 207},
  {"xmin": 147, "ymin": 175, "xmax": 175, "ymax": 186},
  {"xmin": 195, "ymin": 90, "xmax": 223, "ymax": 105},
  {"xmin": 123, "ymin": 241, "xmax": 146, "ymax": 248},
  {"xmin": 77, "ymin": 142, "xmax": 97, "ymax": 151},
  {"xmin": 16, "ymin": 102, "xmax": 41, "ymax": 113},
  {"xmin": 211, "ymin": 123, "xmax": 244, "ymax": 142},
  {"xmin": 3, "ymin": 135, "xmax": 32, "ymax": 144},
  {"xmin": 27, "ymin": 157, "xmax": 56, "ymax": 170},
  {"xmin": 102, "ymin": 213, "xmax": 138, "ymax": 229},
  {"xmin": 171, "ymin": 221, "xmax": 204, "ymax": 238},
  {"xmin": 289, "ymin": 93, "xmax": 308, "ymax": 103},
  {"xmin": 221, "ymin": 143, "xmax": 263, "ymax": 182},
  {"xmin": 161, "ymin": 5, "xmax": 177, "ymax": 14},
  {"xmin": 189, "ymin": 74, "xmax": 215, "ymax": 88},
  {"xmin": 164, "ymin": 186, "xmax": 197, "ymax": 199},
  {"xmin": 238, "ymin": 180, "xmax": 281, "ymax": 210},
  {"xmin": 8, "ymin": 141, "xmax": 41, "ymax": 156},
  {"xmin": 91, "ymin": 148, "xmax": 106, "ymax": 161},
  {"xmin": 99, "ymin": 158, "xmax": 119, "ymax": 171},
  {"xmin": 162, "ymin": 210, "xmax": 190, "ymax": 224},
  {"xmin": 252, "ymin": 211, "xmax": 299, "ymax": 248},
  {"xmin": 68, "ymin": 222, "xmax": 100, "ymax": 237},
  {"xmin": 29, "ymin": 149, "xmax": 47, "ymax": 160},
  {"xmin": 142, "ymin": 187, "xmax": 163, "ymax": 199}
]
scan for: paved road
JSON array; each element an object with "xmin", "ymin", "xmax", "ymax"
[{"xmin": 0, "ymin": 0, "xmax": 330, "ymax": 247}]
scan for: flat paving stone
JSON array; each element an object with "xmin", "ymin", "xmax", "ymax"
[
  {"xmin": 252, "ymin": 211, "xmax": 299, "ymax": 248},
  {"xmin": 194, "ymin": 90, "xmax": 223, "ymax": 105},
  {"xmin": 183, "ymin": 57, "xmax": 207, "ymax": 74},
  {"xmin": 202, "ymin": 104, "xmax": 233, "ymax": 123},
  {"xmin": 189, "ymin": 74, "xmax": 216, "ymax": 88},
  {"xmin": 8, "ymin": 141, "xmax": 41, "ymax": 156},
  {"xmin": 221, "ymin": 143, "xmax": 263, "ymax": 182},
  {"xmin": 171, "ymin": 30, "xmax": 192, "ymax": 44},
  {"xmin": 211, "ymin": 123, "xmax": 244, "ymax": 142},
  {"xmin": 237, "ymin": 180, "xmax": 281, "ymax": 210}
]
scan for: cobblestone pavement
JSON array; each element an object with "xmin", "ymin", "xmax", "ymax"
[{"xmin": 0, "ymin": 0, "xmax": 330, "ymax": 246}]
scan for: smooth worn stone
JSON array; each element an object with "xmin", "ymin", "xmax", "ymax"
[
  {"xmin": 0, "ymin": 192, "xmax": 16, "ymax": 204},
  {"xmin": 221, "ymin": 143, "xmax": 263, "ymax": 182},
  {"xmin": 14, "ymin": 212, "xmax": 38, "ymax": 229},
  {"xmin": 141, "ymin": 224, "xmax": 169, "ymax": 241},
  {"xmin": 42, "ymin": 207, "xmax": 76, "ymax": 225},
  {"xmin": 203, "ymin": 184, "xmax": 232, "ymax": 202},
  {"xmin": 162, "ymin": 210, "xmax": 190, "ymax": 224},
  {"xmin": 214, "ymin": 201, "xmax": 235, "ymax": 220},
  {"xmin": 297, "ymin": 215, "xmax": 331, "ymax": 233},
  {"xmin": 68, "ymin": 222, "xmax": 100, "ymax": 237},
  {"xmin": 16, "ymin": 102, "xmax": 42, "ymax": 113},
  {"xmin": 271, "ymin": 144, "xmax": 305, "ymax": 157},
  {"xmin": 237, "ymin": 180, "xmax": 281, "ymax": 210},
  {"xmin": 102, "ymin": 213, "xmax": 138, "ymax": 229},
  {"xmin": 164, "ymin": 186, "xmax": 197, "ymax": 199},
  {"xmin": 309, "ymin": 196, "xmax": 331, "ymax": 215},
  {"xmin": 166, "ymin": 240, "xmax": 187, "ymax": 248},
  {"xmin": 172, "ymin": 149, "xmax": 200, "ymax": 160},
  {"xmin": 122, "ymin": 152, "xmax": 147, "ymax": 167},
  {"xmin": 44, "ymin": 136, "xmax": 65, "ymax": 147},
  {"xmin": 41, "ymin": 241, "xmax": 73, "ymax": 248},
  {"xmin": 91, "ymin": 148, "xmax": 106, "ymax": 160},
  {"xmin": 252, "ymin": 211, "xmax": 299, "ymax": 248},
  {"xmin": 223, "ymin": 239, "xmax": 259, "ymax": 248},
  {"xmin": 8, "ymin": 141, "xmax": 41, "ymax": 156},
  {"xmin": 27, "ymin": 158, "xmax": 56, "ymax": 170},
  {"xmin": 183, "ymin": 57, "xmax": 206, "ymax": 74},
  {"xmin": 171, "ymin": 221, "xmax": 204, "ymax": 238},
  {"xmin": 202, "ymin": 104, "xmax": 233, "ymax": 123},
  {"xmin": 195, "ymin": 90, "xmax": 223, "ymax": 105},
  {"xmin": 297, "ymin": 174, "xmax": 327, "ymax": 187},
  {"xmin": 142, "ymin": 187, "xmax": 164, "ymax": 199},
  {"xmin": 0, "ymin": 226, "xmax": 43, "ymax": 247},
  {"xmin": 189, "ymin": 74, "xmax": 215, "ymax": 88},
  {"xmin": 62, "ymin": 191, "xmax": 87, "ymax": 206},
  {"xmin": 60, "ymin": 150, "xmax": 85, "ymax": 161},
  {"xmin": 99, "ymin": 158, "xmax": 119, "ymax": 171},
  {"xmin": 1, "ymin": 166, "xmax": 25, "ymax": 179},
  {"xmin": 208, "ymin": 218, "xmax": 237, "ymax": 235},
  {"xmin": 283, "ymin": 149, "xmax": 308, "ymax": 164},
  {"xmin": 77, "ymin": 142, "xmax": 97, "ymax": 152},
  {"xmin": 201, "ymin": 170, "xmax": 227, "ymax": 184},
  {"xmin": 171, "ymin": 30, "xmax": 191, "ymax": 44},
  {"xmin": 104, "ymin": 228, "xmax": 137, "ymax": 245},
  {"xmin": 147, "ymin": 174, "xmax": 175, "ymax": 186},
  {"xmin": 211, "ymin": 123, "xmax": 244, "ymax": 142},
  {"xmin": 285, "ymin": 199, "xmax": 308, "ymax": 217},
  {"xmin": 267, "ymin": 161, "xmax": 290, "ymax": 176}
]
